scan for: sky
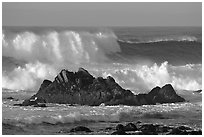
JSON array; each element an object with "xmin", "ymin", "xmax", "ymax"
[{"xmin": 2, "ymin": 2, "xmax": 202, "ymax": 27}]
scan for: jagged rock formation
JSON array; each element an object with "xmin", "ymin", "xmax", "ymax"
[{"xmin": 21, "ymin": 68, "xmax": 185, "ymax": 106}]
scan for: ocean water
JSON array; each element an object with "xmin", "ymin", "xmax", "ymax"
[{"xmin": 2, "ymin": 26, "xmax": 202, "ymax": 134}]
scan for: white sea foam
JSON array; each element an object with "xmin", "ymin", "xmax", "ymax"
[{"xmin": 94, "ymin": 62, "xmax": 202, "ymax": 92}]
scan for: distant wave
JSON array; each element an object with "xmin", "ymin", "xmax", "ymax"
[{"xmin": 118, "ymin": 35, "xmax": 198, "ymax": 44}]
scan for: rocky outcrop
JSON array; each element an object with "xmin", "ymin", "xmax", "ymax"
[
  {"xmin": 111, "ymin": 122, "xmax": 202, "ymax": 135},
  {"xmin": 146, "ymin": 84, "xmax": 185, "ymax": 104},
  {"xmin": 20, "ymin": 68, "xmax": 185, "ymax": 106}
]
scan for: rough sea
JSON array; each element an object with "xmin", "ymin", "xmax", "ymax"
[{"xmin": 2, "ymin": 26, "xmax": 202, "ymax": 134}]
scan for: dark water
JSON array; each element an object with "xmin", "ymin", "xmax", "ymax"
[{"xmin": 2, "ymin": 26, "xmax": 202, "ymax": 134}]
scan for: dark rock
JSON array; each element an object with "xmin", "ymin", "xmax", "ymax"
[
  {"xmin": 16, "ymin": 96, "xmax": 46, "ymax": 107},
  {"xmin": 22, "ymin": 99, "xmax": 38, "ymax": 106},
  {"xmin": 116, "ymin": 124, "xmax": 124, "ymax": 131},
  {"xmin": 39, "ymin": 80, "xmax": 52, "ymax": 91},
  {"xmin": 138, "ymin": 124, "xmax": 158, "ymax": 135},
  {"xmin": 22, "ymin": 68, "xmax": 185, "ymax": 106},
  {"xmin": 124, "ymin": 123, "xmax": 138, "ymax": 131},
  {"xmin": 33, "ymin": 103, "xmax": 47, "ymax": 107},
  {"xmin": 168, "ymin": 127, "xmax": 188, "ymax": 135},
  {"xmin": 178, "ymin": 125, "xmax": 192, "ymax": 131},
  {"xmin": 111, "ymin": 124, "xmax": 127, "ymax": 135},
  {"xmin": 13, "ymin": 104, "xmax": 23, "ymax": 106},
  {"xmin": 188, "ymin": 130, "xmax": 202, "ymax": 135},
  {"xmin": 70, "ymin": 126, "xmax": 92, "ymax": 132},
  {"xmin": 193, "ymin": 90, "xmax": 202, "ymax": 94},
  {"xmin": 136, "ymin": 121, "xmax": 142, "ymax": 124},
  {"xmin": 147, "ymin": 84, "xmax": 185, "ymax": 104},
  {"xmin": 111, "ymin": 130, "xmax": 127, "ymax": 135},
  {"xmin": 156, "ymin": 125, "xmax": 172, "ymax": 133},
  {"xmin": 6, "ymin": 97, "xmax": 14, "ymax": 100},
  {"xmin": 4, "ymin": 97, "xmax": 19, "ymax": 101}
]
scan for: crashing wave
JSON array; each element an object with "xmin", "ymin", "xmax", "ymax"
[{"xmin": 2, "ymin": 29, "xmax": 120, "ymax": 64}]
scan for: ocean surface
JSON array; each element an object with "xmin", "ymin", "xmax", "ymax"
[{"xmin": 2, "ymin": 26, "xmax": 202, "ymax": 134}]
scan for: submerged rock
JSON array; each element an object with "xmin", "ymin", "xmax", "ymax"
[{"xmin": 22, "ymin": 68, "xmax": 185, "ymax": 106}]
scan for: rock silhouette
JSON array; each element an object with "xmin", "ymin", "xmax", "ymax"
[{"xmin": 20, "ymin": 68, "xmax": 185, "ymax": 106}]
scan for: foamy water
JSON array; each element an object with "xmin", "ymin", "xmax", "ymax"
[{"xmin": 2, "ymin": 89, "xmax": 202, "ymax": 131}]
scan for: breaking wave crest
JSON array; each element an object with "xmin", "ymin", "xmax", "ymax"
[
  {"xmin": 3, "ymin": 29, "xmax": 120, "ymax": 64},
  {"xmin": 2, "ymin": 60, "xmax": 201, "ymax": 91},
  {"xmin": 118, "ymin": 35, "xmax": 198, "ymax": 44}
]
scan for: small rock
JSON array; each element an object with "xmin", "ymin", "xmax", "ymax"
[
  {"xmin": 168, "ymin": 127, "xmax": 187, "ymax": 135},
  {"xmin": 22, "ymin": 99, "xmax": 38, "ymax": 106},
  {"xmin": 157, "ymin": 125, "xmax": 172, "ymax": 133},
  {"xmin": 136, "ymin": 121, "xmax": 142, "ymax": 124},
  {"xmin": 70, "ymin": 126, "xmax": 92, "ymax": 132},
  {"xmin": 4, "ymin": 97, "xmax": 19, "ymax": 101},
  {"xmin": 138, "ymin": 124, "xmax": 158, "ymax": 135},
  {"xmin": 124, "ymin": 123, "xmax": 137, "ymax": 131},
  {"xmin": 111, "ymin": 130, "xmax": 127, "ymax": 135},
  {"xmin": 13, "ymin": 104, "xmax": 23, "ymax": 106},
  {"xmin": 33, "ymin": 103, "xmax": 47, "ymax": 107},
  {"xmin": 6, "ymin": 97, "xmax": 14, "ymax": 100},
  {"xmin": 111, "ymin": 124, "xmax": 127, "ymax": 135},
  {"xmin": 116, "ymin": 124, "xmax": 124, "ymax": 131},
  {"xmin": 178, "ymin": 125, "xmax": 192, "ymax": 131},
  {"xmin": 188, "ymin": 130, "xmax": 202, "ymax": 135}
]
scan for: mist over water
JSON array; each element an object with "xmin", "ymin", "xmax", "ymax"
[{"xmin": 2, "ymin": 27, "xmax": 202, "ymax": 92}]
